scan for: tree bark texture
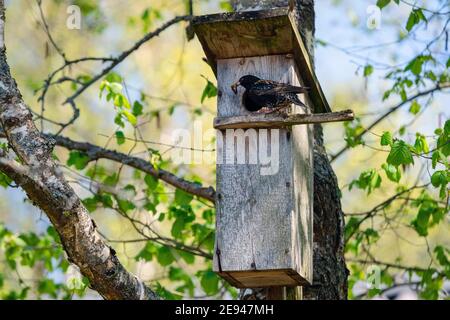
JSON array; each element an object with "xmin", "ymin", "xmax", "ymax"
[
  {"xmin": 0, "ymin": 1, "xmax": 158, "ymax": 300},
  {"xmin": 232, "ymin": 0, "xmax": 348, "ymax": 300}
]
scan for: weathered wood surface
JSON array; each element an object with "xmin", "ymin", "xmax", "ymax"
[
  {"xmin": 193, "ymin": 8, "xmax": 292, "ymax": 61},
  {"xmin": 214, "ymin": 109, "xmax": 354, "ymax": 129},
  {"xmin": 214, "ymin": 55, "xmax": 313, "ymax": 287},
  {"xmin": 192, "ymin": 8, "xmax": 331, "ymax": 113}
]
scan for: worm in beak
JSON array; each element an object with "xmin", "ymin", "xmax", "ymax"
[{"xmin": 231, "ymin": 81, "xmax": 240, "ymax": 94}]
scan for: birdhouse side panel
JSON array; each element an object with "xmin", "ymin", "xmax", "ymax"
[{"xmin": 291, "ymin": 104, "xmax": 314, "ymax": 284}]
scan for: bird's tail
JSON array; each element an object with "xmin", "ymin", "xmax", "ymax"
[
  {"xmin": 289, "ymin": 94, "xmax": 308, "ymax": 110},
  {"xmin": 288, "ymin": 86, "xmax": 309, "ymax": 94}
]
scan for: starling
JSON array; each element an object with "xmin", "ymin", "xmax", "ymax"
[{"xmin": 231, "ymin": 75, "xmax": 309, "ymax": 113}]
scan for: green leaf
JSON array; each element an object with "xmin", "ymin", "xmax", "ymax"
[
  {"xmin": 434, "ymin": 246, "xmax": 449, "ymax": 267},
  {"xmin": 200, "ymin": 78, "xmax": 217, "ymax": 103},
  {"xmin": 219, "ymin": 0, "xmax": 233, "ymax": 12},
  {"xmin": 121, "ymin": 110, "xmax": 137, "ymax": 126},
  {"xmin": 156, "ymin": 246, "xmax": 175, "ymax": 266},
  {"xmin": 177, "ymin": 250, "xmax": 195, "ymax": 264},
  {"xmin": 135, "ymin": 242, "xmax": 157, "ymax": 261},
  {"xmin": 199, "ymin": 271, "xmax": 220, "ymax": 295},
  {"xmin": 344, "ymin": 118, "xmax": 364, "ymax": 147},
  {"xmin": 414, "ymin": 134, "xmax": 429, "ymax": 153},
  {"xmin": 67, "ymin": 151, "xmax": 90, "ymax": 170},
  {"xmin": 168, "ymin": 104, "xmax": 178, "ymax": 115},
  {"xmin": 117, "ymin": 199, "xmax": 136, "ymax": 212},
  {"xmin": 144, "ymin": 202, "xmax": 157, "ymax": 214},
  {"xmin": 0, "ymin": 172, "xmax": 12, "ymax": 188},
  {"xmin": 387, "ymin": 140, "xmax": 414, "ymax": 167},
  {"xmin": 115, "ymin": 131, "xmax": 125, "ymax": 145},
  {"xmin": 406, "ymin": 11, "xmax": 417, "ymax": 31},
  {"xmin": 431, "ymin": 171, "xmax": 447, "ymax": 187},
  {"xmin": 144, "ymin": 174, "xmax": 158, "ymax": 190},
  {"xmin": 407, "ymin": 57, "xmax": 422, "ymax": 75},
  {"xmin": 171, "ymin": 216, "xmax": 186, "ymax": 239},
  {"xmin": 349, "ymin": 169, "xmax": 382, "ymax": 194},
  {"xmin": 409, "ymin": 101, "xmax": 421, "ymax": 115},
  {"xmin": 413, "ymin": 207, "xmax": 431, "ymax": 236},
  {"xmin": 109, "ymin": 82, "xmax": 123, "ymax": 94},
  {"xmin": 406, "ymin": 9, "xmax": 426, "ymax": 32},
  {"xmin": 114, "ymin": 114, "xmax": 125, "ymax": 128},
  {"xmin": 82, "ymin": 197, "xmax": 98, "ymax": 212},
  {"xmin": 380, "ymin": 131, "xmax": 393, "ymax": 146},
  {"xmin": 132, "ymin": 101, "xmax": 143, "ymax": 117},
  {"xmin": 105, "ymin": 72, "xmax": 122, "ymax": 83},
  {"xmin": 376, "ymin": 0, "xmax": 390, "ymax": 9},
  {"xmin": 174, "ymin": 189, "xmax": 193, "ymax": 206},
  {"xmin": 381, "ymin": 163, "xmax": 401, "ymax": 182},
  {"xmin": 363, "ymin": 64, "xmax": 374, "ymax": 77}
]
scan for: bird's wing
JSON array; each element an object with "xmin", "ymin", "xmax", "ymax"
[{"xmin": 251, "ymin": 80, "xmax": 309, "ymax": 95}]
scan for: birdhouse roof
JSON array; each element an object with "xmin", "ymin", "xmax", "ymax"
[{"xmin": 192, "ymin": 8, "xmax": 331, "ymax": 113}]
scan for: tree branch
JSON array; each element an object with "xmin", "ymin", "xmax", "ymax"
[
  {"xmin": 330, "ymin": 83, "xmax": 450, "ymax": 162},
  {"xmin": 0, "ymin": 1, "xmax": 159, "ymax": 300},
  {"xmin": 50, "ymin": 135, "xmax": 216, "ymax": 202}
]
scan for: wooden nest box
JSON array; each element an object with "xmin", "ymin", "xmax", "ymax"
[{"xmin": 193, "ymin": 8, "xmax": 353, "ymax": 288}]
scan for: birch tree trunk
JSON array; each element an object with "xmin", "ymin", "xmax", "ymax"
[
  {"xmin": 232, "ymin": 0, "xmax": 348, "ymax": 300},
  {"xmin": 0, "ymin": 0, "xmax": 158, "ymax": 300}
]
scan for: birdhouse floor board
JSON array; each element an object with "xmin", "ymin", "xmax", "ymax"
[
  {"xmin": 213, "ymin": 109, "xmax": 354, "ymax": 129},
  {"xmin": 218, "ymin": 269, "xmax": 309, "ymax": 288}
]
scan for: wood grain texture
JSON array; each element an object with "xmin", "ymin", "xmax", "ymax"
[
  {"xmin": 214, "ymin": 55, "xmax": 313, "ymax": 287},
  {"xmin": 213, "ymin": 109, "xmax": 354, "ymax": 129},
  {"xmin": 192, "ymin": 8, "xmax": 331, "ymax": 113}
]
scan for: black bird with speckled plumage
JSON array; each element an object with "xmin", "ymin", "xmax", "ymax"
[{"xmin": 231, "ymin": 75, "xmax": 309, "ymax": 113}]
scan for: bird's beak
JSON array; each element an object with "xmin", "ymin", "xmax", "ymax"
[{"xmin": 231, "ymin": 81, "xmax": 240, "ymax": 94}]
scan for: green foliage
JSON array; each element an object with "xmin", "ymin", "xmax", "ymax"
[
  {"xmin": 404, "ymin": 55, "xmax": 433, "ymax": 76},
  {"xmin": 349, "ymin": 169, "xmax": 382, "ymax": 194},
  {"xmin": 344, "ymin": 118, "xmax": 364, "ymax": 147},
  {"xmin": 115, "ymin": 131, "xmax": 126, "ymax": 145},
  {"xmin": 128, "ymin": 7, "xmax": 163, "ymax": 33},
  {"xmin": 380, "ymin": 131, "xmax": 393, "ymax": 146},
  {"xmin": 406, "ymin": 9, "xmax": 427, "ymax": 32},
  {"xmin": 381, "ymin": 163, "xmax": 401, "ymax": 182},
  {"xmin": 363, "ymin": 64, "xmax": 374, "ymax": 77},
  {"xmin": 386, "ymin": 140, "xmax": 414, "ymax": 167},
  {"xmin": 409, "ymin": 100, "xmax": 421, "ymax": 115},
  {"xmin": 0, "ymin": 172, "xmax": 12, "ymax": 188},
  {"xmin": 411, "ymin": 192, "xmax": 446, "ymax": 236},
  {"xmin": 200, "ymin": 77, "xmax": 217, "ymax": 103},
  {"xmin": 413, "ymin": 133, "xmax": 429, "ymax": 154},
  {"xmin": 100, "ymin": 75, "xmax": 138, "ymax": 127},
  {"xmin": 174, "ymin": 189, "xmax": 193, "ymax": 206},
  {"xmin": 197, "ymin": 270, "xmax": 220, "ymax": 295},
  {"xmin": 377, "ymin": 0, "xmax": 393, "ymax": 9},
  {"xmin": 156, "ymin": 246, "xmax": 175, "ymax": 266},
  {"xmin": 376, "ymin": 0, "xmax": 400, "ymax": 9},
  {"xmin": 0, "ymin": 224, "xmax": 87, "ymax": 299},
  {"xmin": 67, "ymin": 151, "xmax": 90, "ymax": 170},
  {"xmin": 219, "ymin": 1, "xmax": 233, "ymax": 12}
]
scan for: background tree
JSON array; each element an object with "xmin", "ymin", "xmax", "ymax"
[{"xmin": 0, "ymin": 0, "xmax": 448, "ymax": 300}]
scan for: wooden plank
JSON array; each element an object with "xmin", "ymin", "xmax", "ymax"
[
  {"xmin": 193, "ymin": 8, "xmax": 292, "ymax": 64},
  {"xmin": 287, "ymin": 13, "xmax": 331, "ymax": 113},
  {"xmin": 214, "ymin": 55, "xmax": 313, "ymax": 287},
  {"xmin": 218, "ymin": 269, "xmax": 309, "ymax": 288},
  {"xmin": 192, "ymin": 8, "xmax": 331, "ymax": 113},
  {"xmin": 213, "ymin": 109, "xmax": 354, "ymax": 129}
]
